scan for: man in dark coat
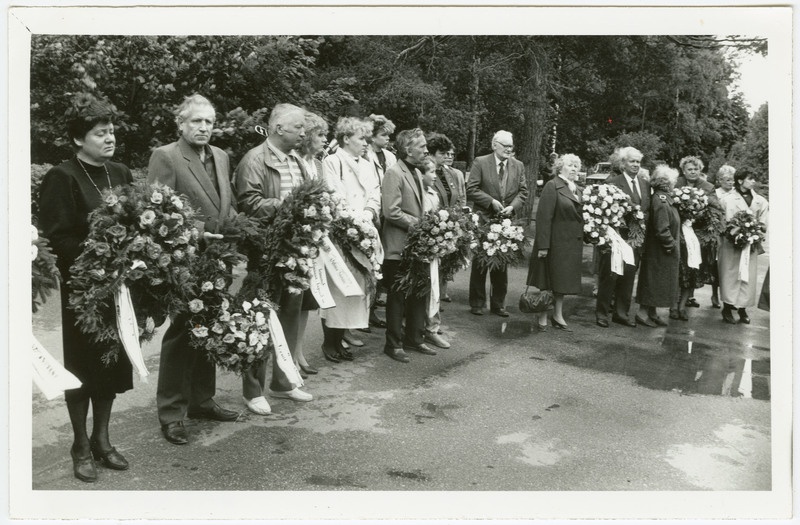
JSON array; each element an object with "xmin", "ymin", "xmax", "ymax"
[
  {"xmin": 595, "ymin": 146, "xmax": 651, "ymax": 327},
  {"xmin": 465, "ymin": 130, "xmax": 529, "ymax": 317},
  {"xmin": 148, "ymin": 94, "xmax": 239, "ymax": 445}
]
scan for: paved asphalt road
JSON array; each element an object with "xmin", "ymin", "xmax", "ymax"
[{"xmin": 31, "ymin": 245, "xmax": 771, "ymax": 496}]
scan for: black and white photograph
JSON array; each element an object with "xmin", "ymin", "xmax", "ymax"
[{"xmin": 6, "ymin": 3, "xmax": 793, "ymax": 522}]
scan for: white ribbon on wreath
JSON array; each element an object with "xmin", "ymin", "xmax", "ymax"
[
  {"xmin": 682, "ymin": 221, "xmax": 702, "ymax": 270},
  {"xmin": 606, "ymin": 227, "xmax": 634, "ymax": 276},
  {"xmin": 32, "ymin": 336, "xmax": 82, "ymax": 400},
  {"xmin": 428, "ymin": 257, "xmax": 440, "ymax": 318},
  {"xmin": 267, "ymin": 310, "xmax": 304, "ymax": 388}
]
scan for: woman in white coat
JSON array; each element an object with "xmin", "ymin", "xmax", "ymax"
[
  {"xmin": 320, "ymin": 117, "xmax": 383, "ymax": 361},
  {"xmin": 717, "ymin": 168, "xmax": 768, "ymax": 324}
]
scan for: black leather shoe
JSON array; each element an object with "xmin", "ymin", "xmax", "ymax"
[
  {"xmin": 470, "ymin": 307, "xmax": 484, "ymax": 316},
  {"xmin": 70, "ymin": 447, "xmax": 97, "ymax": 482},
  {"xmin": 337, "ymin": 348, "xmax": 355, "ymax": 361},
  {"xmin": 669, "ymin": 309, "xmax": 680, "ymax": 320},
  {"xmin": 384, "ymin": 347, "xmax": 410, "ymax": 363},
  {"xmin": 369, "ymin": 316, "xmax": 387, "ymax": 329},
  {"xmin": 187, "ymin": 402, "xmax": 239, "ymax": 422},
  {"xmin": 90, "ymin": 440, "xmax": 129, "ymax": 471},
  {"xmin": 721, "ymin": 307, "xmax": 737, "ymax": 324},
  {"xmin": 550, "ymin": 318, "xmax": 573, "ymax": 332},
  {"xmin": 342, "ymin": 332, "xmax": 365, "ymax": 347},
  {"xmin": 299, "ymin": 363, "xmax": 318, "ymax": 375},
  {"xmin": 161, "ymin": 421, "xmax": 188, "ymax": 445},
  {"xmin": 635, "ymin": 315, "xmax": 657, "ymax": 328},
  {"xmin": 442, "ymin": 294, "xmax": 452, "ymax": 302},
  {"xmin": 686, "ymin": 298, "xmax": 700, "ymax": 308},
  {"xmin": 612, "ymin": 315, "xmax": 636, "ymax": 327},
  {"xmin": 738, "ymin": 308, "xmax": 751, "ymax": 324},
  {"xmin": 405, "ymin": 343, "xmax": 437, "ymax": 356},
  {"xmin": 651, "ymin": 316, "xmax": 668, "ymax": 326},
  {"xmin": 596, "ymin": 318, "xmax": 609, "ymax": 328},
  {"xmin": 678, "ymin": 310, "xmax": 689, "ymax": 321},
  {"xmin": 321, "ymin": 344, "xmax": 341, "ymax": 363},
  {"xmin": 491, "ymin": 308, "xmax": 510, "ymax": 317},
  {"xmin": 356, "ymin": 326, "xmax": 372, "ymax": 333},
  {"xmin": 711, "ymin": 296, "xmax": 721, "ymax": 309}
]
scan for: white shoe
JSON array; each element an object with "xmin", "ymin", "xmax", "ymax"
[
  {"xmin": 268, "ymin": 388, "xmax": 313, "ymax": 402},
  {"xmin": 244, "ymin": 396, "xmax": 272, "ymax": 415},
  {"xmin": 424, "ymin": 332, "xmax": 451, "ymax": 349}
]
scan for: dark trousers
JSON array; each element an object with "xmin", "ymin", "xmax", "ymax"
[
  {"xmin": 383, "ymin": 259, "xmax": 427, "ymax": 350},
  {"xmin": 242, "ymin": 289, "xmax": 301, "ymax": 398},
  {"xmin": 596, "ymin": 249, "xmax": 639, "ymax": 321},
  {"xmin": 157, "ymin": 313, "xmax": 217, "ymax": 426},
  {"xmin": 469, "ymin": 260, "xmax": 508, "ymax": 311}
]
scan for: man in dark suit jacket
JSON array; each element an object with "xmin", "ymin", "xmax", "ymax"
[
  {"xmin": 381, "ymin": 128, "xmax": 438, "ymax": 363},
  {"xmin": 465, "ymin": 131, "xmax": 529, "ymax": 316},
  {"xmin": 596, "ymin": 146, "xmax": 651, "ymax": 327},
  {"xmin": 148, "ymin": 94, "xmax": 239, "ymax": 445}
]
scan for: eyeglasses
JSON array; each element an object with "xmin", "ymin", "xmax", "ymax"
[{"xmin": 495, "ymin": 142, "xmax": 514, "ymax": 151}]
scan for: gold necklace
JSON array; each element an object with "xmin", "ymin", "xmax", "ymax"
[{"xmin": 76, "ymin": 157, "xmax": 112, "ymax": 196}]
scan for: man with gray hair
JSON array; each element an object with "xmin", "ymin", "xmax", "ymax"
[
  {"xmin": 466, "ymin": 130, "xmax": 529, "ymax": 316},
  {"xmin": 596, "ymin": 146, "xmax": 651, "ymax": 328},
  {"xmin": 148, "ymin": 94, "xmax": 239, "ymax": 445},
  {"xmin": 234, "ymin": 102, "xmax": 314, "ymax": 413}
]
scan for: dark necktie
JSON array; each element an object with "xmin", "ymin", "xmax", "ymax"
[
  {"xmin": 630, "ymin": 177, "xmax": 641, "ymax": 204},
  {"xmin": 499, "ymin": 162, "xmax": 506, "ymax": 198}
]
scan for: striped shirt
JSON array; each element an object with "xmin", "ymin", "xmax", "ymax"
[{"xmin": 266, "ymin": 140, "xmax": 304, "ymax": 199}]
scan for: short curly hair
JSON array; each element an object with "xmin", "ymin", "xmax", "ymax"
[
  {"xmin": 333, "ymin": 116, "xmax": 370, "ymax": 146},
  {"xmin": 299, "ymin": 112, "xmax": 329, "ymax": 156},
  {"xmin": 679, "ymin": 155, "xmax": 704, "ymax": 173},
  {"xmin": 66, "ymin": 93, "xmax": 117, "ymax": 144},
  {"xmin": 717, "ymin": 164, "xmax": 736, "ymax": 179},
  {"xmin": 551, "ymin": 153, "xmax": 581, "ymax": 178},
  {"xmin": 651, "ymin": 164, "xmax": 679, "ymax": 192},
  {"xmin": 367, "ymin": 114, "xmax": 396, "ymax": 137},
  {"xmin": 426, "ymin": 133, "xmax": 454, "ymax": 156},
  {"xmin": 394, "ymin": 128, "xmax": 425, "ymax": 159}
]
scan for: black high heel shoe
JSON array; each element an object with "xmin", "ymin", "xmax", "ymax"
[
  {"xmin": 738, "ymin": 308, "xmax": 751, "ymax": 324},
  {"xmin": 321, "ymin": 344, "xmax": 341, "ymax": 363},
  {"xmin": 71, "ymin": 447, "xmax": 98, "ymax": 482},
  {"xmin": 550, "ymin": 318, "xmax": 573, "ymax": 332},
  {"xmin": 299, "ymin": 363, "xmax": 318, "ymax": 375},
  {"xmin": 90, "ymin": 440, "xmax": 129, "ymax": 471}
]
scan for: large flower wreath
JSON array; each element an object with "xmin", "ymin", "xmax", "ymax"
[
  {"xmin": 472, "ymin": 215, "xmax": 526, "ymax": 273},
  {"xmin": 581, "ymin": 184, "xmax": 636, "ymax": 251},
  {"xmin": 439, "ymin": 207, "xmax": 480, "ymax": 283},
  {"xmin": 725, "ymin": 209, "xmax": 767, "ymax": 252},
  {"xmin": 69, "ymin": 181, "xmax": 201, "ymax": 363},
  {"xmin": 31, "ymin": 225, "xmax": 60, "ymax": 313},
  {"xmin": 392, "ymin": 208, "xmax": 464, "ymax": 299},
  {"xmin": 329, "ymin": 201, "xmax": 383, "ymax": 296},
  {"xmin": 242, "ymin": 178, "xmax": 335, "ymax": 298}
]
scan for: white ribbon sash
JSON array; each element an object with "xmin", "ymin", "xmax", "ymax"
[
  {"xmin": 682, "ymin": 222, "xmax": 702, "ymax": 269},
  {"xmin": 267, "ymin": 310, "xmax": 304, "ymax": 388},
  {"xmin": 607, "ymin": 227, "xmax": 634, "ymax": 276},
  {"xmin": 114, "ymin": 282, "xmax": 149, "ymax": 382},
  {"xmin": 428, "ymin": 258, "xmax": 440, "ymax": 318},
  {"xmin": 320, "ymin": 236, "xmax": 363, "ymax": 297},
  {"xmin": 32, "ymin": 336, "xmax": 82, "ymax": 400},
  {"xmin": 738, "ymin": 244, "xmax": 751, "ymax": 283},
  {"xmin": 309, "ymin": 256, "xmax": 335, "ymax": 309}
]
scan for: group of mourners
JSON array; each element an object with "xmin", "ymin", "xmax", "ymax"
[{"xmin": 37, "ymin": 92, "xmax": 768, "ymax": 484}]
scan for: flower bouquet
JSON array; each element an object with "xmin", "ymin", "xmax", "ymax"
[
  {"xmin": 31, "ymin": 225, "xmax": 60, "ymax": 313},
  {"xmin": 393, "ymin": 209, "xmax": 464, "ymax": 299},
  {"xmin": 692, "ymin": 200, "xmax": 726, "ymax": 250},
  {"xmin": 439, "ymin": 207, "xmax": 480, "ymax": 283},
  {"xmin": 725, "ymin": 210, "xmax": 767, "ymax": 252},
  {"xmin": 244, "ymin": 178, "xmax": 335, "ymax": 298},
  {"xmin": 625, "ymin": 204, "xmax": 647, "ymax": 249},
  {"xmin": 69, "ymin": 181, "xmax": 201, "ymax": 365},
  {"xmin": 581, "ymin": 184, "xmax": 633, "ymax": 251},
  {"xmin": 472, "ymin": 216, "xmax": 526, "ymax": 273},
  {"xmin": 188, "ymin": 293, "xmax": 276, "ymax": 375},
  {"xmin": 329, "ymin": 201, "xmax": 383, "ymax": 296},
  {"xmin": 671, "ymin": 186, "xmax": 709, "ymax": 221}
]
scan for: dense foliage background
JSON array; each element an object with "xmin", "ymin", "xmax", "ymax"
[{"xmin": 31, "ymin": 35, "xmax": 768, "ymax": 220}]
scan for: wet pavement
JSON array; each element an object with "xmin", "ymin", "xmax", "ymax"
[{"xmin": 30, "ymin": 245, "xmax": 771, "ymax": 493}]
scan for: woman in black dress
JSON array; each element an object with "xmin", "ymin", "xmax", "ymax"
[
  {"xmin": 526, "ymin": 154, "xmax": 584, "ymax": 332},
  {"xmin": 38, "ymin": 94, "xmax": 133, "ymax": 482}
]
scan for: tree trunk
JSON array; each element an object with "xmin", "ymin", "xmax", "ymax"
[{"xmin": 466, "ymin": 54, "xmax": 480, "ymax": 167}]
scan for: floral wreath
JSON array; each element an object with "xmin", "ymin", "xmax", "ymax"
[
  {"xmin": 328, "ymin": 200, "xmax": 383, "ymax": 296},
  {"xmin": 32, "ymin": 225, "xmax": 60, "ymax": 313},
  {"xmin": 472, "ymin": 215, "xmax": 525, "ymax": 273}
]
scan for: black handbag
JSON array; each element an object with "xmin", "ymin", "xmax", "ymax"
[{"xmin": 519, "ymin": 285, "xmax": 553, "ymax": 313}]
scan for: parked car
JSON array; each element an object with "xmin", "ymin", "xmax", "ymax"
[{"xmin": 586, "ymin": 162, "xmax": 612, "ymax": 184}]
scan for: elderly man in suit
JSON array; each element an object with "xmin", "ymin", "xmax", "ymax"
[
  {"xmin": 465, "ymin": 130, "xmax": 529, "ymax": 317},
  {"xmin": 234, "ymin": 103, "xmax": 314, "ymax": 413},
  {"xmin": 595, "ymin": 146, "xmax": 652, "ymax": 328},
  {"xmin": 148, "ymin": 94, "xmax": 239, "ymax": 445},
  {"xmin": 381, "ymin": 128, "xmax": 437, "ymax": 363}
]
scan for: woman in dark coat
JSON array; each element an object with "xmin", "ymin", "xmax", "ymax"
[
  {"xmin": 38, "ymin": 94, "xmax": 133, "ymax": 482},
  {"xmin": 526, "ymin": 153, "xmax": 584, "ymax": 332},
  {"xmin": 636, "ymin": 165, "xmax": 681, "ymax": 326}
]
